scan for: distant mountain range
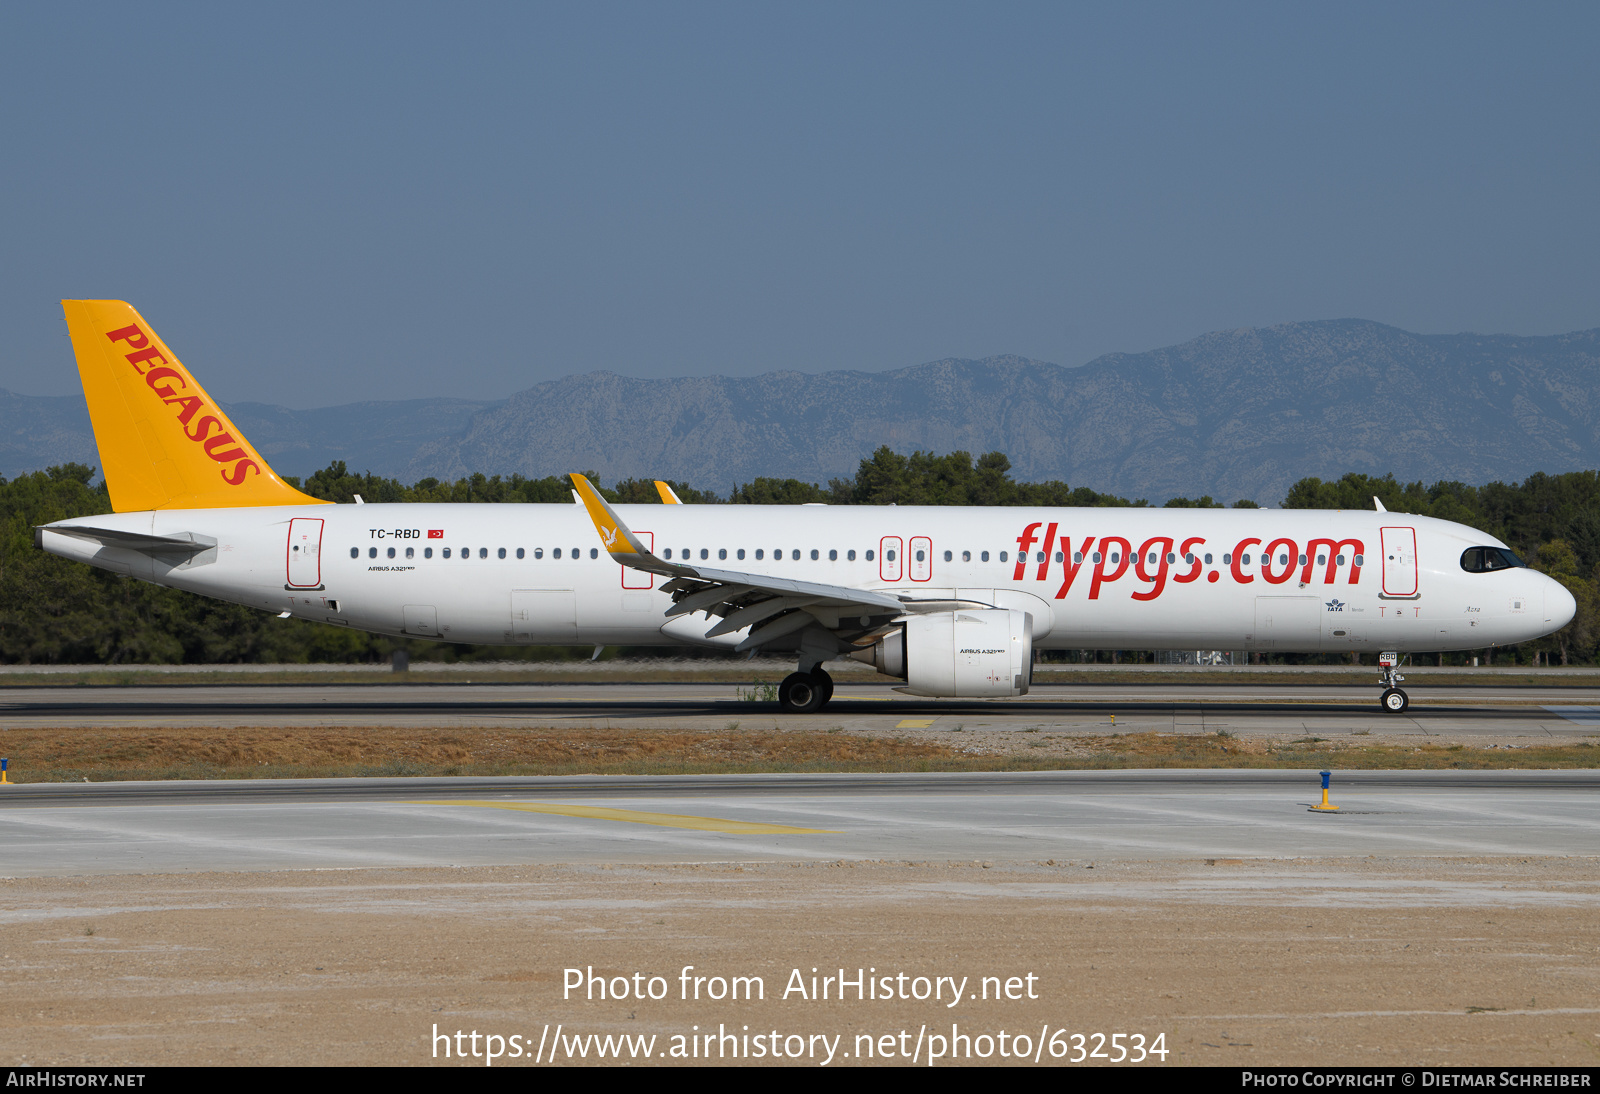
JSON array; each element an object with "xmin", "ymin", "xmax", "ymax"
[{"xmin": 9, "ymin": 318, "xmax": 1599, "ymax": 504}]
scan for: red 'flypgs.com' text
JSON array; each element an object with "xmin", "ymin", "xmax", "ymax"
[{"xmin": 1010, "ymin": 522, "xmax": 1366, "ymax": 601}]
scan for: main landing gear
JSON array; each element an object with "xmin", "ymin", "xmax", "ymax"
[
  {"xmin": 778, "ymin": 667, "xmax": 833, "ymax": 713},
  {"xmin": 1378, "ymin": 652, "xmax": 1408, "ymax": 714}
]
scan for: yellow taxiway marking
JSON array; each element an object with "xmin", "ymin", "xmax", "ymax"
[
  {"xmin": 411, "ymin": 800, "xmax": 835, "ymax": 834},
  {"xmin": 896, "ymin": 718, "xmax": 935, "ymax": 728}
]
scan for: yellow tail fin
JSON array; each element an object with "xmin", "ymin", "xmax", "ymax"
[{"xmin": 61, "ymin": 300, "xmax": 327, "ymax": 512}]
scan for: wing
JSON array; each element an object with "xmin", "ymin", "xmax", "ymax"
[{"xmin": 570, "ymin": 474, "xmax": 954, "ymax": 652}]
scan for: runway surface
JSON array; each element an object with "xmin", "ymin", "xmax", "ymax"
[
  {"xmin": 5, "ymin": 680, "xmax": 1600, "ymax": 737},
  {"xmin": 1, "ymin": 770, "xmax": 1594, "ymax": 876}
]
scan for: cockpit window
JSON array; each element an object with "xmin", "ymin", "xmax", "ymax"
[{"xmin": 1460, "ymin": 546, "xmax": 1524, "ymax": 573}]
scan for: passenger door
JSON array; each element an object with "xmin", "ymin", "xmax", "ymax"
[
  {"xmin": 286, "ymin": 518, "xmax": 324, "ymax": 588},
  {"xmin": 1380, "ymin": 526, "xmax": 1419, "ymax": 597}
]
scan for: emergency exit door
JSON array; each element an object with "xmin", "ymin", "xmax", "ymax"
[{"xmin": 286, "ymin": 518, "xmax": 324, "ymax": 588}]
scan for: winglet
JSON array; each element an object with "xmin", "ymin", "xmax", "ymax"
[
  {"xmin": 655, "ymin": 480, "xmax": 683, "ymax": 504},
  {"xmin": 1373, "ymin": 495, "xmax": 1388, "ymax": 513},
  {"xmin": 569, "ymin": 474, "xmax": 657, "ymax": 562}
]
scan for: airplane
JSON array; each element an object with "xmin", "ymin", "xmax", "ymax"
[{"xmin": 37, "ymin": 300, "xmax": 1577, "ymax": 714}]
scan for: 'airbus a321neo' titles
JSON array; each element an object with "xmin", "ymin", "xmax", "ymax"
[{"xmin": 38, "ymin": 301, "xmax": 1576, "ymax": 712}]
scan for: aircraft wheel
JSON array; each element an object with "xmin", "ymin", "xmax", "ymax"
[
  {"xmin": 779, "ymin": 671, "xmax": 825, "ymax": 714},
  {"xmin": 1380, "ymin": 687, "xmax": 1409, "ymax": 714},
  {"xmin": 811, "ymin": 668, "xmax": 834, "ymax": 708}
]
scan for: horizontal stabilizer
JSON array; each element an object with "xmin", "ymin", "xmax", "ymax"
[{"xmin": 37, "ymin": 524, "xmax": 214, "ymax": 555}]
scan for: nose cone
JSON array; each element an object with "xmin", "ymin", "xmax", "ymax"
[{"xmin": 1546, "ymin": 577, "xmax": 1577, "ymax": 632}]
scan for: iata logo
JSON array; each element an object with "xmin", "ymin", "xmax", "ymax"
[
  {"xmin": 1326, "ymin": 598, "xmax": 1346, "ymax": 612},
  {"xmin": 104, "ymin": 324, "xmax": 259, "ymax": 486}
]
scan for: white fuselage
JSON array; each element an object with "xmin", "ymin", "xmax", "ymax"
[{"xmin": 40, "ymin": 503, "xmax": 1574, "ymax": 654}]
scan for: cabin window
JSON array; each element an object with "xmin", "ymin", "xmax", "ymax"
[
  {"xmin": 406, "ymin": 547, "xmax": 414, "ymax": 559},
  {"xmin": 1316, "ymin": 554, "xmax": 1326, "ymax": 565},
  {"xmin": 590, "ymin": 548, "xmax": 598, "ymax": 559},
  {"xmin": 1092, "ymin": 552, "xmax": 1102, "ymax": 563},
  {"xmin": 962, "ymin": 550, "xmax": 971, "ymax": 562},
  {"xmin": 755, "ymin": 549, "xmax": 764, "ymax": 560},
  {"xmin": 719, "ymin": 548, "xmax": 727, "ymax": 560},
  {"xmin": 495, "ymin": 548, "xmax": 504, "ymax": 559},
  {"xmin": 425, "ymin": 547, "xmax": 433, "ymax": 559},
  {"xmin": 944, "ymin": 551, "xmax": 953, "ymax": 562},
  {"xmin": 480, "ymin": 548, "xmax": 489, "ymax": 559},
  {"xmin": 980, "ymin": 551, "xmax": 988, "ymax": 562},
  {"xmin": 516, "ymin": 548, "xmax": 524, "ymax": 559},
  {"xmin": 848, "ymin": 549, "xmax": 857, "ymax": 561},
  {"xmin": 1073, "ymin": 552, "xmax": 1082, "ymax": 563},
  {"xmin": 1222, "ymin": 553, "xmax": 1231, "ymax": 564},
  {"xmin": 532, "ymin": 548, "xmax": 541, "ymax": 559},
  {"xmin": 866, "ymin": 550, "xmax": 875, "ymax": 561},
  {"xmin": 1111, "ymin": 552, "xmax": 1120, "ymax": 564},
  {"xmin": 830, "ymin": 549, "xmax": 839, "ymax": 561},
  {"xmin": 551, "ymin": 548, "xmax": 559, "ymax": 559},
  {"xmin": 1335, "ymin": 554, "xmax": 1344, "ymax": 565},
  {"xmin": 999, "ymin": 551, "xmax": 1008, "ymax": 562},
  {"xmin": 811, "ymin": 549, "xmax": 820, "ymax": 560},
  {"xmin": 1055, "ymin": 552, "xmax": 1062, "ymax": 563},
  {"xmin": 1241, "ymin": 553, "xmax": 1250, "ymax": 564},
  {"xmin": 1181, "ymin": 553, "xmax": 1190, "ymax": 564},
  {"xmin": 886, "ymin": 549, "xmax": 896, "ymax": 561},
  {"xmin": 737, "ymin": 549, "xmax": 745, "ymax": 560},
  {"xmin": 700, "ymin": 548, "xmax": 709, "ymax": 560},
  {"xmin": 1278, "ymin": 553, "xmax": 1289, "ymax": 565},
  {"xmin": 1355, "ymin": 554, "xmax": 1365, "ymax": 566},
  {"xmin": 384, "ymin": 546, "xmax": 394, "ymax": 558},
  {"xmin": 463, "ymin": 550, "xmax": 470, "ymax": 561},
  {"xmin": 349, "ymin": 547, "xmax": 358, "ymax": 559},
  {"xmin": 1298, "ymin": 553, "xmax": 1307, "ymax": 566},
  {"xmin": 1147, "ymin": 553, "xmax": 1156, "ymax": 565},
  {"xmin": 1203, "ymin": 553, "xmax": 1212, "ymax": 564},
  {"xmin": 915, "ymin": 550, "xmax": 925, "ymax": 562}
]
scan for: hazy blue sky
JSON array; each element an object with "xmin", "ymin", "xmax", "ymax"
[{"xmin": 3, "ymin": 2, "xmax": 1597, "ymax": 407}]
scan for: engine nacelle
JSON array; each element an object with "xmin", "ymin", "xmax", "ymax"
[{"xmin": 850, "ymin": 609, "xmax": 1033, "ymax": 697}]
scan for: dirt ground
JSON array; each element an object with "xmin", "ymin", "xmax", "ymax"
[
  {"xmin": 4, "ymin": 725, "xmax": 1596, "ymax": 782},
  {"xmin": 1, "ymin": 856, "xmax": 1596, "ymax": 1067}
]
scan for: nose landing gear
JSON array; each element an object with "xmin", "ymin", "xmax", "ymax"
[{"xmin": 1378, "ymin": 652, "xmax": 1408, "ymax": 713}]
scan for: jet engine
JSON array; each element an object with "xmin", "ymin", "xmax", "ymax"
[{"xmin": 849, "ymin": 609, "xmax": 1033, "ymax": 697}]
